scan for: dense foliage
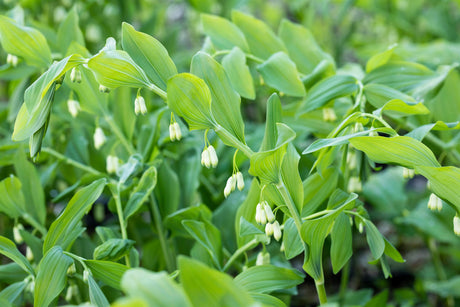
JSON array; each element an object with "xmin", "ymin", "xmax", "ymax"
[{"xmin": 1, "ymin": 1, "xmax": 460, "ymax": 306}]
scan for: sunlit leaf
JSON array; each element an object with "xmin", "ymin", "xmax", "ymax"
[{"xmin": 201, "ymin": 14, "xmax": 249, "ymax": 52}]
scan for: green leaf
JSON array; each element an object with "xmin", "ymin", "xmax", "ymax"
[
  {"xmin": 0, "ymin": 16, "xmax": 51, "ymax": 67},
  {"xmin": 303, "ymin": 127, "xmax": 395, "ymax": 155},
  {"xmin": 302, "ymin": 171, "xmax": 338, "ymax": 216},
  {"xmin": 366, "ymin": 44, "xmax": 397, "ymax": 72},
  {"xmin": 0, "ymin": 176, "xmax": 25, "ymax": 218},
  {"xmin": 363, "ymin": 219, "xmax": 385, "ymax": 261},
  {"xmin": 0, "ymin": 236, "xmax": 34, "ymax": 276},
  {"xmin": 93, "ymin": 239, "xmax": 135, "ymax": 261},
  {"xmin": 12, "ymin": 55, "xmax": 84, "ymax": 141},
  {"xmin": 374, "ymin": 99, "xmax": 429, "ymax": 117},
  {"xmin": 416, "ymin": 166, "xmax": 460, "ymax": 213},
  {"xmin": 250, "ymin": 293, "xmax": 286, "ymax": 307},
  {"xmin": 349, "ymin": 136, "xmax": 440, "ymax": 168},
  {"xmin": 124, "ymin": 166, "xmax": 157, "ymax": 221},
  {"xmin": 201, "ymin": 14, "xmax": 249, "ymax": 52},
  {"xmin": 363, "ymin": 290, "xmax": 389, "ymax": 307},
  {"xmin": 84, "ymin": 260, "xmax": 129, "ymax": 290},
  {"xmin": 406, "ymin": 121, "xmax": 460, "ymax": 141},
  {"xmin": 191, "ymin": 52, "xmax": 245, "ymax": 142},
  {"xmin": 56, "ymin": 7, "xmax": 85, "ymax": 55},
  {"xmin": 260, "ymin": 93, "xmax": 282, "ymax": 152},
  {"xmin": 222, "ymin": 47, "xmax": 255, "ymax": 99},
  {"xmin": 34, "ymin": 246, "xmax": 73, "ymax": 307},
  {"xmin": 88, "ymin": 50, "xmax": 151, "ymax": 89},
  {"xmin": 257, "ymin": 52, "xmax": 306, "ymax": 97},
  {"xmin": 121, "ymin": 268, "xmax": 192, "ymax": 307},
  {"xmin": 155, "ymin": 162, "xmax": 179, "ymax": 217},
  {"xmin": 116, "ymin": 154, "xmax": 142, "ymax": 184},
  {"xmin": 283, "ymin": 218, "xmax": 304, "ymax": 260},
  {"xmin": 14, "ymin": 149, "xmax": 46, "ymax": 225},
  {"xmin": 363, "ymin": 83, "xmax": 417, "ymax": 108},
  {"xmin": 297, "ymin": 75, "xmax": 358, "ymax": 114},
  {"xmin": 425, "ymin": 68, "xmax": 460, "ymax": 122},
  {"xmin": 166, "ymin": 73, "xmax": 215, "ymax": 130},
  {"xmin": 424, "ymin": 276, "xmax": 460, "ymax": 298},
  {"xmin": 330, "ymin": 213, "xmax": 352, "ymax": 273},
  {"xmin": 122, "ymin": 22, "xmax": 177, "ymax": 91},
  {"xmin": 249, "ymin": 123, "xmax": 296, "ymax": 184},
  {"xmin": 182, "ymin": 220, "xmax": 222, "ymax": 269},
  {"xmin": 164, "ymin": 204, "xmax": 212, "ymax": 238},
  {"xmin": 281, "ymin": 144, "xmax": 303, "ymax": 212},
  {"xmin": 86, "ymin": 274, "xmax": 110, "ymax": 307},
  {"xmin": 231, "ymin": 11, "xmax": 287, "ymax": 60},
  {"xmin": 383, "ymin": 238, "xmax": 404, "ymax": 263},
  {"xmin": 234, "ymin": 264, "xmax": 304, "ymax": 294},
  {"xmin": 179, "ymin": 256, "xmax": 253, "ymax": 307},
  {"xmin": 238, "ymin": 216, "xmax": 264, "ymax": 237},
  {"xmin": 0, "ymin": 281, "xmax": 27, "ymax": 305},
  {"xmin": 278, "ymin": 19, "xmax": 334, "ymax": 75},
  {"xmin": 43, "ymin": 178, "xmax": 106, "ymax": 253}
]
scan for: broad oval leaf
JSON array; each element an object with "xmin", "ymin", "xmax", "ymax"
[
  {"xmin": 122, "ymin": 22, "xmax": 177, "ymax": 91},
  {"xmin": 349, "ymin": 136, "xmax": 440, "ymax": 168},
  {"xmin": 191, "ymin": 51, "xmax": 245, "ymax": 142},
  {"xmin": 84, "ymin": 260, "xmax": 129, "ymax": 290},
  {"xmin": 166, "ymin": 73, "xmax": 215, "ymax": 130},
  {"xmin": 93, "ymin": 239, "xmax": 135, "ymax": 261},
  {"xmin": 297, "ymin": 75, "xmax": 358, "ymax": 115},
  {"xmin": 365, "ymin": 44, "xmax": 397, "ymax": 73},
  {"xmin": 201, "ymin": 14, "xmax": 249, "ymax": 52},
  {"xmin": 363, "ymin": 219, "xmax": 385, "ymax": 261},
  {"xmin": 88, "ymin": 50, "xmax": 151, "ymax": 89},
  {"xmin": 222, "ymin": 47, "xmax": 255, "ymax": 99},
  {"xmin": 257, "ymin": 52, "xmax": 306, "ymax": 97},
  {"xmin": 0, "ymin": 15, "xmax": 51, "ymax": 67},
  {"xmin": 43, "ymin": 178, "xmax": 106, "ymax": 253},
  {"xmin": 283, "ymin": 218, "xmax": 304, "ymax": 260},
  {"xmin": 34, "ymin": 246, "xmax": 73, "ymax": 307},
  {"xmin": 330, "ymin": 213, "xmax": 352, "ymax": 273},
  {"xmin": 121, "ymin": 268, "xmax": 192, "ymax": 307},
  {"xmin": 364, "ymin": 83, "xmax": 417, "ymax": 108},
  {"xmin": 234, "ymin": 264, "xmax": 304, "ymax": 294},
  {"xmin": 231, "ymin": 11, "xmax": 287, "ymax": 60}
]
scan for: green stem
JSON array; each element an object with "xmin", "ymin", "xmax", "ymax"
[
  {"xmin": 111, "ymin": 185, "xmax": 131, "ymax": 267},
  {"xmin": 303, "ymin": 209, "xmax": 333, "ymax": 220},
  {"xmin": 148, "ymin": 194, "xmax": 175, "ymax": 272},
  {"xmin": 338, "ymin": 261, "xmax": 350, "ymax": 306},
  {"xmin": 223, "ymin": 238, "xmax": 259, "ymax": 272},
  {"xmin": 42, "ymin": 147, "xmax": 103, "ymax": 176},
  {"xmin": 104, "ymin": 114, "xmax": 136, "ymax": 155},
  {"xmin": 214, "ymin": 124, "xmax": 254, "ymax": 157},
  {"xmin": 315, "ymin": 280, "xmax": 328, "ymax": 305},
  {"xmin": 22, "ymin": 213, "xmax": 47, "ymax": 236},
  {"xmin": 427, "ymin": 238, "xmax": 454, "ymax": 307},
  {"xmin": 147, "ymin": 83, "xmax": 167, "ymax": 101}
]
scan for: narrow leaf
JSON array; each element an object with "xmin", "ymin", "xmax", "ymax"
[{"xmin": 0, "ymin": 236, "xmax": 34, "ymax": 276}]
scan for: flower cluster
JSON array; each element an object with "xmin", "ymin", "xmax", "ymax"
[
  {"xmin": 134, "ymin": 95, "xmax": 147, "ymax": 115},
  {"xmin": 201, "ymin": 145, "xmax": 218, "ymax": 168},
  {"xmin": 169, "ymin": 122, "xmax": 182, "ymax": 141},
  {"xmin": 255, "ymin": 201, "xmax": 282, "ymax": 241},
  {"xmin": 427, "ymin": 193, "xmax": 442, "ymax": 212},
  {"xmin": 70, "ymin": 67, "xmax": 82, "ymax": 83},
  {"xmin": 224, "ymin": 172, "xmax": 244, "ymax": 198}
]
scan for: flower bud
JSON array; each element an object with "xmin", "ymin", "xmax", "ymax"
[
  {"xmin": 99, "ymin": 84, "xmax": 110, "ymax": 93},
  {"xmin": 13, "ymin": 224, "xmax": 24, "ymax": 244},
  {"xmin": 236, "ymin": 172, "xmax": 244, "ymax": 191},
  {"xmin": 224, "ymin": 175, "xmax": 236, "ymax": 198},
  {"xmin": 67, "ymin": 262, "xmax": 76, "ymax": 275},
  {"xmin": 169, "ymin": 124, "xmax": 176, "ymax": 141},
  {"xmin": 263, "ymin": 201, "xmax": 275, "ymax": 223},
  {"xmin": 358, "ymin": 220, "xmax": 364, "ymax": 234},
  {"xmin": 67, "ymin": 99, "xmax": 81, "ymax": 118},
  {"xmin": 322, "ymin": 108, "xmax": 337, "ymax": 122},
  {"xmin": 106, "ymin": 155, "xmax": 119, "ymax": 174},
  {"xmin": 7, "ymin": 54, "xmax": 19, "ymax": 67},
  {"xmin": 207, "ymin": 145, "xmax": 218, "ymax": 168},
  {"xmin": 26, "ymin": 246, "xmax": 34, "ymax": 261},
  {"xmin": 93, "ymin": 127, "xmax": 107, "ymax": 150},
  {"xmin": 273, "ymin": 221, "xmax": 282, "ymax": 241},
  {"xmin": 65, "ymin": 284, "xmax": 78, "ymax": 301},
  {"xmin": 347, "ymin": 176, "xmax": 362, "ymax": 193},
  {"xmin": 134, "ymin": 96, "xmax": 146, "ymax": 115},
  {"xmin": 265, "ymin": 222, "xmax": 274, "ymax": 237},
  {"xmin": 83, "ymin": 270, "xmax": 89, "ymax": 283},
  {"xmin": 255, "ymin": 203, "xmax": 267, "ymax": 225},
  {"xmin": 174, "ymin": 122, "xmax": 182, "ymax": 140},
  {"xmin": 402, "ymin": 167, "xmax": 415, "ymax": 179},
  {"xmin": 428, "ymin": 193, "xmax": 442, "ymax": 212},
  {"xmin": 201, "ymin": 148, "xmax": 211, "ymax": 168},
  {"xmin": 347, "ymin": 151, "xmax": 357, "ymax": 170},
  {"xmin": 70, "ymin": 67, "xmax": 82, "ymax": 83},
  {"xmin": 256, "ymin": 251, "xmax": 270, "ymax": 266},
  {"xmin": 280, "ymin": 241, "xmax": 285, "ymax": 252},
  {"xmin": 454, "ymin": 216, "xmax": 460, "ymax": 236}
]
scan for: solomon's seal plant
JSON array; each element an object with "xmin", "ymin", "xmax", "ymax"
[{"xmin": 1, "ymin": 3, "xmax": 460, "ymax": 306}]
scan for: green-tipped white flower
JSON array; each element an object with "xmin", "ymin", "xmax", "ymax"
[
  {"xmin": 347, "ymin": 176, "xmax": 362, "ymax": 193},
  {"xmin": 13, "ymin": 224, "xmax": 24, "ymax": 244},
  {"xmin": 106, "ymin": 155, "xmax": 119, "ymax": 174},
  {"xmin": 256, "ymin": 251, "xmax": 270, "ymax": 266},
  {"xmin": 70, "ymin": 67, "xmax": 82, "ymax": 83},
  {"xmin": 65, "ymin": 284, "xmax": 78, "ymax": 302},
  {"xmin": 322, "ymin": 107, "xmax": 337, "ymax": 122},
  {"xmin": 67, "ymin": 99, "xmax": 81, "ymax": 118},
  {"xmin": 67, "ymin": 262, "xmax": 76, "ymax": 276},
  {"xmin": 7, "ymin": 54, "xmax": 18, "ymax": 67},
  {"xmin": 265, "ymin": 222, "xmax": 274, "ymax": 237},
  {"xmin": 224, "ymin": 174, "xmax": 236, "ymax": 198},
  {"xmin": 99, "ymin": 84, "xmax": 110, "ymax": 93},
  {"xmin": 454, "ymin": 215, "xmax": 460, "ymax": 236},
  {"xmin": 273, "ymin": 221, "xmax": 282, "ymax": 241},
  {"xmin": 403, "ymin": 167, "xmax": 415, "ymax": 179},
  {"xmin": 26, "ymin": 246, "xmax": 34, "ymax": 261},
  {"xmin": 201, "ymin": 148, "xmax": 211, "ymax": 168},
  {"xmin": 207, "ymin": 145, "xmax": 218, "ymax": 168},
  {"xmin": 83, "ymin": 270, "xmax": 89, "ymax": 283},
  {"xmin": 169, "ymin": 122, "xmax": 182, "ymax": 141},
  {"xmin": 134, "ymin": 95, "xmax": 147, "ymax": 115},
  {"xmin": 93, "ymin": 127, "xmax": 107, "ymax": 150},
  {"xmin": 347, "ymin": 151, "xmax": 357, "ymax": 170},
  {"xmin": 255, "ymin": 203, "xmax": 267, "ymax": 225},
  {"xmin": 236, "ymin": 172, "xmax": 244, "ymax": 191},
  {"xmin": 263, "ymin": 201, "xmax": 275, "ymax": 223},
  {"xmin": 428, "ymin": 193, "xmax": 443, "ymax": 211}
]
